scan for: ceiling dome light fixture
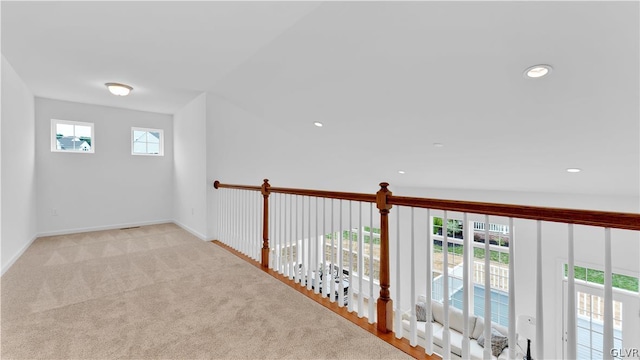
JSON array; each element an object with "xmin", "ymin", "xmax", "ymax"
[
  {"xmin": 105, "ymin": 82, "xmax": 133, "ymax": 96},
  {"xmin": 566, "ymin": 168, "xmax": 582, "ymax": 173},
  {"xmin": 313, "ymin": 121, "xmax": 324, "ymax": 127},
  {"xmin": 398, "ymin": 170, "xmax": 406, "ymax": 174},
  {"xmin": 524, "ymin": 64, "xmax": 552, "ymax": 78}
]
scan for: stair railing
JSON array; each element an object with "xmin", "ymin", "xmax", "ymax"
[{"xmin": 213, "ymin": 179, "xmax": 640, "ymax": 359}]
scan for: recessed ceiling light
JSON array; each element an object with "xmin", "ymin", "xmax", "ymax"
[
  {"xmin": 566, "ymin": 168, "xmax": 581, "ymax": 173},
  {"xmin": 433, "ymin": 143, "xmax": 444, "ymax": 148},
  {"xmin": 398, "ymin": 170, "xmax": 405, "ymax": 174},
  {"xmin": 313, "ymin": 122, "xmax": 323, "ymax": 127},
  {"xmin": 524, "ymin": 65, "xmax": 552, "ymax": 78},
  {"xmin": 105, "ymin": 82, "xmax": 133, "ymax": 96}
]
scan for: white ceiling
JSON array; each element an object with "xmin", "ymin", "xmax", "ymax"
[{"xmin": 2, "ymin": 1, "xmax": 639, "ymax": 197}]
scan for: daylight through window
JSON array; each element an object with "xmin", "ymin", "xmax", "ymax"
[
  {"xmin": 51, "ymin": 119, "xmax": 94, "ymax": 153},
  {"xmin": 132, "ymin": 127, "xmax": 164, "ymax": 156}
]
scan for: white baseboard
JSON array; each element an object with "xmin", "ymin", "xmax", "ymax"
[
  {"xmin": 172, "ymin": 220, "xmax": 207, "ymax": 241},
  {"xmin": 36, "ymin": 219, "xmax": 174, "ymax": 238},
  {"xmin": 1, "ymin": 233, "xmax": 38, "ymax": 276},
  {"xmin": 3, "ymin": 219, "xmax": 202, "ymax": 276}
]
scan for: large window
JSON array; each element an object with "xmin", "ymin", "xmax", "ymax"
[
  {"xmin": 51, "ymin": 119, "xmax": 94, "ymax": 153},
  {"xmin": 132, "ymin": 127, "xmax": 163, "ymax": 156}
]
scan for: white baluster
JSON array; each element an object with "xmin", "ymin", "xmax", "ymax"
[
  {"xmin": 256, "ymin": 191, "xmax": 260, "ymax": 260},
  {"xmin": 236, "ymin": 189, "xmax": 240, "ymax": 251},
  {"xmin": 279, "ymin": 194, "xmax": 283, "ymax": 274},
  {"xmin": 240, "ymin": 190, "xmax": 243, "ymax": 252},
  {"xmin": 396, "ymin": 206, "xmax": 403, "ymax": 339},
  {"xmin": 348, "ymin": 201, "xmax": 354, "ymax": 312},
  {"xmin": 566, "ymin": 224, "xmax": 577, "ymax": 360},
  {"xmin": 339, "ymin": 200, "xmax": 344, "ymax": 307},
  {"xmin": 368, "ymin": 202, "xmax": 375, "ymax": 323},
  {"xmin": 232, "ymin": 189, "xmax": 236, "ymax": 249},
  {"xmin": 425, "ymin": 209, "xmax": 433, "ymax": 355},
  {"xmin": 219, "ymin": 190, "xmax": 224, "ymax": 243},
  {"xmin": 282, "ymin": 194, "xmax": 286, "ymax": 275},
  {"xmin": 409, "ymin": 207, "xmax": 417, "ymax": 346},
  {"xmin": 228, "ymin": 190, "xmax": 231, "ymax": 246},
  {"xmin": 330, "ymin": 199, "xmax": 336, "ymax": 303},
  {"xmin": 228, "ymin": 190, "xmax": 232, "ymax": 247},
  {"xmin": 314, "ymin": 197, "xmax": 320, "ymax": 294},
  {"xmin": 462, "ymin": 213, "xmax": 470, "ymax": 359},
  {"xmin": 443, "ymin": 211, "xmax": 451, "ymax": 359},
  {"xmin": 255, "ymin": 191, "xmax": 259, "ymax": 261},
  {"xmin": 259, "ymin": 192, "xmax": 263, "ymax": 262},
  {"xmin": 289, "ymin": 194, "xmax": 293, "ymax": 280},
  {"xmin": 277, "ymin": 194, "xmax": 281, "ymax": 272},
  {"xmin": 295, "ymin": 196, "xmax": 299, "ymax": 282},
  {"xmin": 220, "ymin": 189, "xmax": 224, "ymax": 243},
  {"xmin": 300, "ymin": 196, "xmax": 304, "ymax": 284},
  {"xmin": 536, "ymin": 221, "xmax": 544, "ymax": 359},
  {"xmin": 215, "ymin": 188, "xmax": 219, "ymax": 241},
  {"xmin": 246, "ymin": 191, "xmax": 250, "ymax": 257},
  {"xmin": 243, "ymin": 190, "xmax": 247, "ymax": 256},
  {"xmin": 484, "ymin": 214, "xmax": 492, "ymax": 360},
  {"xmin": 239, "ymin": 190, "xmax": 242, "ymax": 252},
  {"xmin": 508, "ymin": 218, "xmax": 515, "ymax": 360},
  {"xmin": 603, "ymin": 228, "xmax": 614, "ymax": 360},
  {"xmin": 307, "ymin": 196, "xmax": 312, "ymax": 291},
  {"xmin": 358, "ymin": 202, "xmax": 364, "ymax": 318},
  {"xmin": 280, "ymin": 194, "xmax": 284, "ymax": 273},
  {"xmin": 249, "ymin": 190, "xmax": 253, "ymax": 257},
  {"xmin": 294, "ymin": 196, "xmax": 298, "ymax": 276},
  {"xmin": 253, "ymin": 192, "xmax": 256, "ymax": 261},
  {"xmin": 323, "ymin": 198, "xmax": 328, "ymax": 297},
  {"xmin": 250, "ymin": 191, "xmax": 254, "ymax": 259},
  {"xmin": 233, "ymin": 189, "xmax": 236, "ymax": 249},
  {"xmin": 271, "ymin": 192, "xmax": 275, "ymax": 269}
]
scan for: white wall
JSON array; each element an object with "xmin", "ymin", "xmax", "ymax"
[
  {"xmin": 205, "ymin": 93, "xmax": 383, "ymax": 240},
  {"xmin": 35, "ymin": 98, "xmax": 173, "ymax": 235},
  {"xmin": 1, "ymin": 55, "xmax": 37, "ymax": 274},
  {"xmin": 173, "ymin": 93, "xmax": 207, "ymax": 239}
]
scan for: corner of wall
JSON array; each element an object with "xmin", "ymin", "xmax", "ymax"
[
  {"xmin": 172, "ymin": 93, "xmax": 208, "ymax": 239},
  {"xmin": 1, "ymin": 234, "xmax": 38, "ymax": 276},
  {"xmin": 1, "ymin": 55, "xmax": 37, "ymax": 274}
]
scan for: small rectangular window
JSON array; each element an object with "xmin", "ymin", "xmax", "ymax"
[
  {"xmin": 51, "ymin": 119, "xmax": 94, "ymax": 153},
  {"xmin": 132, "ymin": 127, "xmax": 164, "ymax": 156}
]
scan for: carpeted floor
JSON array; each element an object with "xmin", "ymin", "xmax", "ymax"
[{"xmin": 0, "ymin": 223, "xmax": 411, "ymax": 359}]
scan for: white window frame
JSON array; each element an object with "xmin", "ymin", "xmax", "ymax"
[
  {"xmin": 51, "ymin": 119, "xmax": 95, "ymax": 153},
  {"xmin": 131, "ymin": 127, "xmax": 164, "ymax": 156}
]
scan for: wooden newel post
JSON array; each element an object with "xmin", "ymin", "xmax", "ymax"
[
  {"xmin": 376, "ymin": 182, "xmax": 393, "ymax": 333},
  {"xmin": 261, "ymin": 179, "xmax": 271, "ymax": 268}
]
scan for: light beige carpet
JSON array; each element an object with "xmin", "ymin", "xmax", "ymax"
[{"xmin": 0, "ymin": 223, "xmax": 411, "ymax": 359}]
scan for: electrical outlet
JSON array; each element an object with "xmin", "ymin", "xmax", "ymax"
[{"xmin": 52, "ymin": 208, "xmax": 58, "ymax": 216}]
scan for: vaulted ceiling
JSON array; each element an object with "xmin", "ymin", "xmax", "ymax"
[{"xmin": 3, "ymin": 1, "xmax": 639, "ymax": 197}]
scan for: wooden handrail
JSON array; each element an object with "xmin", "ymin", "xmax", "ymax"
[
  {"xmin": 388, "ymin": 195, "xmax": 640, "ymax": 232},
  {"xmin": 212, "ymin": 179, "xmax": 640, "ymax": 342},
  {"xmin": 269, "ymin": 186, "xmax": 377, "ymax": 203},
  {"xmin": 213, "ymin": 181, "xmax": 376, "ymax": 203},
  {"xmin": 214, "ymin": 180, "xmax": 640, "ymax": 231},
  {"xmin": 213, "ymin": 181, "xmax": 261, "ymax": 192}
]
